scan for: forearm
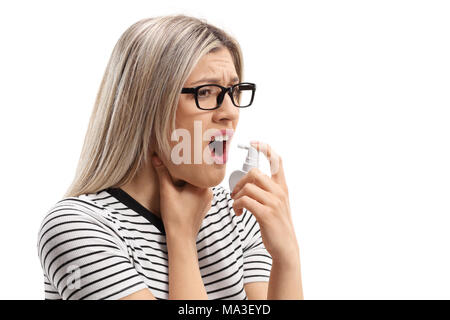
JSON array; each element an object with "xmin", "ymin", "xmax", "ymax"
[
  {"xmin": 166, "ymin": 234, "xmax": 208, "ymax": 300},
  {"xmin": 267, "ymin": 247, "xmax": 304, "ymax": 300}
]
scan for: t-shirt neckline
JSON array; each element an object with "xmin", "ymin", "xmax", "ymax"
[{"xmin": 105, "ymin": 187, "xmax": 166, "ymax": 235}]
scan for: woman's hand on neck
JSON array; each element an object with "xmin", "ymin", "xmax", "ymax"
[{"xmin": 120, "ymin": 158, "xmax": 162, "ymax": 218}]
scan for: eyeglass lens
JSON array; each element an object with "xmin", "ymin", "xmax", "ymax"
[{"xmin": 197, "ymin": 84, "xmax": 253, "ymax": 109}]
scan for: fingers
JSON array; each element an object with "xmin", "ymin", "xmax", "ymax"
[
  {"xmin": 231, "ymin": 167, "xmax": 277, "ymax": 196},
  {"xmin": 232, "ymin": 195, "xmax": 265, "ymax": 219},
  {"xmin": 250, "ymin": 141, "xmax": 288, "ymax": 191},
  {"xmin": 152, "ymin": 154, "xmax": 186, "ymax": 190},
  {"xmin": 232, "ymin": 182, "xmax": 272, "ymax": 207},
  {"xmin": 203, "ymin": 188, "xmax": 214, "ymax": 214},
  {"xmin": 152, "ymin": 154, "xmax": 212, "ymax": 204},
  {"xmin": 151, "ymin": 154, "xmax": 173, "ymax": 192}
]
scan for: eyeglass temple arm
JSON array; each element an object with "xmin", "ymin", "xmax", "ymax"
[{"xmin": 181, "ymin": 88, "xmax": 196, "ymax": 94}]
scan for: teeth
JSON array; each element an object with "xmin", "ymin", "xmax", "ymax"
[
  {"xmin": 215, "ymin": 136, "xmax": 228, "ymax": 142},
  {"xmin": 210, "ymin": 135, "xmax": 230, "ymax": 143}
]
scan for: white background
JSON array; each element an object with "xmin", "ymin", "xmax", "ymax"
[{"xmin": 0, "ymin": 0, "xmax": 449, "ymax": 299}]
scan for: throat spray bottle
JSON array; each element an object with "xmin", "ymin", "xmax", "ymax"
[{"xmin": 229, "ymin": 143, "xmax": 260, "ymax": 193}]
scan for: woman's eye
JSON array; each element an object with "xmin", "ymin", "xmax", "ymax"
[{"xmin": 198, "ymin": 89, "xmax": 211, "ymax": 98}]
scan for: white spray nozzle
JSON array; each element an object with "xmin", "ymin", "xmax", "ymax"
[{"xmin": 238, "ymin": 143, "xmax": 259, "ymax": 172}]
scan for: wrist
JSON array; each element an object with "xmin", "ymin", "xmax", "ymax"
[
  {"xmin": 271, "ymin": 242, "xmax": 300, "ymax": 265},
  {"xmin": 166, "ymin": 230, "xmax": 197, "ymax": 247}
]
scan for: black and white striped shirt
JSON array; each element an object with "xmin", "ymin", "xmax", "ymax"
[{"xmin": 37, "ymin": 185, "xmax": 272, "ymax": 300}]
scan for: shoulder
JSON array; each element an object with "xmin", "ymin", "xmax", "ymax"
[
  {"xmin": 38, "ymin": 193, "xmax": 108, "ymax": 228},
  {"xmin": 210, "ymin": 186, "xmax": 260, "ymax": 236},
  {"xmin": 211, "ymin": 185, "xmax": 234, "ymax": 212},
  {"xmin": 36, "ymin": 192, "xmax": 120, "ymax": 253},
  {"xmin": 208, "ymin": 185, "xmax": 245, "ymax": 228},
  {"xmin": 212, "ymin": 185, "xmax": 231, "ymax": 201}
]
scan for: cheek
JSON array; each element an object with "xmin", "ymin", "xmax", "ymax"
[
  {"xmin": 176, "ymin": 95, "xmax": 197, "ymax": 119},
  {"xmin": 172, "ymin": 102, "xmax": 217, "ymax": 167},
  {"xmin": 175, "ymin": 98, "xmax": 204, "ymax": 133},
  {"xmin": 170, "ymin": 123, "xmax": 214, "ymax": 167},
  {"xmin": 174, "ymin": 117, "xmax": 211, "ymax": 152}
]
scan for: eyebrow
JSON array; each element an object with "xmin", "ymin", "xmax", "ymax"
[{"xmin": 188, "ymin": 76, "xmax": 240, "ymax": 86}]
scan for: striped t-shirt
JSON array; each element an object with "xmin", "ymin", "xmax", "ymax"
[{"xmin": 37, "ymin": 185, "xmax": 272, "ymax": 300}]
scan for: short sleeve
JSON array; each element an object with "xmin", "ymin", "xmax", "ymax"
[
  {"xmin": 239, "ymin": 208, "xmax": 272, "ymax": 284},
  {"xmin": 37, "ymin": 205, "xmax": 148, "ymax": 300}
]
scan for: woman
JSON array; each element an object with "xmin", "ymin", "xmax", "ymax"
[{"xmin": 37, "ymin": 14, "xmax": 303, "ymax": 300}]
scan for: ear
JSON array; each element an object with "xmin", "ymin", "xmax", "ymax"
[{"xmin": 149, "ymin": 131, "xmax": 165, "ymax": 162}]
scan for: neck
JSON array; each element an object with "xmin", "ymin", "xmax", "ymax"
[{"xmin": 120, "ymin": 159, "xmax": 161, "ymax": 219}]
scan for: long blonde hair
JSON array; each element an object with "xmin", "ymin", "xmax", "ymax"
[{"xmin": 64, "ymin": 14, "xmax": 244, "ymax": 198}]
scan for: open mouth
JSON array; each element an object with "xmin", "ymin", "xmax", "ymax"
[{"xmin": 208, "ymin": 133, "xmax": 231, "ymax": 163}]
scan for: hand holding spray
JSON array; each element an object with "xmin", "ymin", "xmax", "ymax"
[{"xmin": 229, "ymin": 143, "xmax": 259, "ymax": 193}]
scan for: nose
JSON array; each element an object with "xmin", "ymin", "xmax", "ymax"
[{"xmin": 214, "ymin": 90, "xmax": 239, "ymax": 121}]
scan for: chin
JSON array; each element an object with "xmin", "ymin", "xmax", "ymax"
[{"xmin": 197, "ymin": 176, "xmax": 225, "ymax": 188}]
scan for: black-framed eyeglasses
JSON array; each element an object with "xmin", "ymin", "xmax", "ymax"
[{"xmin": 181, "ymin": 82, "xmax": 256, "ymax": 110}]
